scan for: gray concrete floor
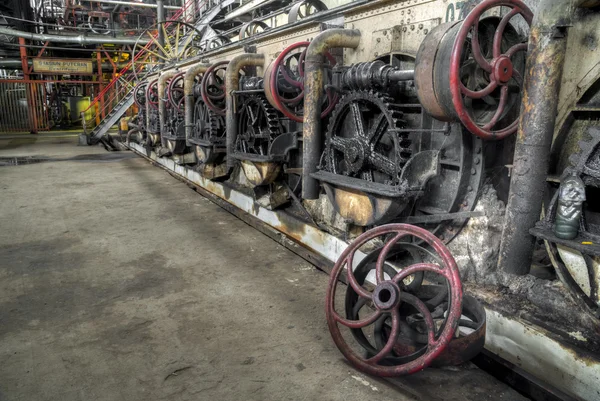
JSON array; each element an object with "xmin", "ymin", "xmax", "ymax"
[{"xmin": 0, "ymin": 135, "xmax": 528, "ymax": 401}]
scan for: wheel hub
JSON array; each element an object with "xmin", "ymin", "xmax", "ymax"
[
  {"xmin": 344, "ymin": 138, "xmax": 367, "ymax": 173},
  {"xmin": 373, "ymin": 281, "xmax": 401, "ymax": 311},
  {"xmin": 492, "ymin": 56, "xmax": 513, "ymax": 84}
]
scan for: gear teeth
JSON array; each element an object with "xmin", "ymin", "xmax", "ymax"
[
  {"xmin": 236, "ymin": 95, "xmax": 282, "ymax": 155},
  {"xmin": 323, "ymin": 90, "xmax": 412, "ymax": 178},
  {"xmin": 569, "ymin": 127, "xmax": 600, "ymax": 169}
]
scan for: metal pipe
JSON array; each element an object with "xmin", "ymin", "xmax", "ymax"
[
  {"xmin": 184, "ymin": 62, "xmax": 210, "ymax": 141},
  {"xmin": 498, "ymin": 0, "xmax": 575, "ymax": 275},
  {"xmin": 79, "ymin": 0, "xmax": 180, "ymax": 9},
  {"xmin": 158, "ymin": 70, "xmax": 179, "ymax": 142},
  {"xmin": 225, "ymin": 53, "xmax": 265, "ymax": 168},
  {"xmin": 0, "ymin": 26, "xmax": 149, "ymax": 45},
  {"xmin": 302, "ymin": 28, "xmax": 361, "ymax": 199},
  {"xmin": 126, "ymin": 128, "xmax": 141, "ymax": 144},
  {"xmin": 157, "ymin": 0, "xmax": 166, "ymax": 49}
]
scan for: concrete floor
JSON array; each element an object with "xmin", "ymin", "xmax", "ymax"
[{"xmin": 0, "ymin": 135, "xmax": 529, "ymax": 401}]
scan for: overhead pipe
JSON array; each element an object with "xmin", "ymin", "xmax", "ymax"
[
  {"xmin": 0, "ymin": 26, "xmax": 149, "ymax": 45},
  {"xmin": 302, "ymin": 28, "xmax": 361, "ymax": 199},
  {"xmin": 79, "ymin": 0, "xmax": 180, "ymax": 9},
  {"xmin": 498, "ymin": 0, "xmax": 576, "ymax": 275},
  {"xmin": 184, "ymin": 62, "xmax": 211, "ymax": 141},
  {"xmin": 225, "ymin": 53, "xmax": 265, "ymax": 169},
  {"xmin": 158, "ymin": 70, "xmax": 179, "ymax": 144}
]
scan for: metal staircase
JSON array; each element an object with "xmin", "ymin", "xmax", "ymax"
[{"xmin": 84, "ymin": 91, "xmax": 134, "ymax": 145}]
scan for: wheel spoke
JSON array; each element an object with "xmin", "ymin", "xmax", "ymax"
[
  {"xmin": 366, "ymin": 308, "xmax": 400, "ymax": 363},
  {"xmin": 507, "ymin": 42, "xmax": 528, "ymax": 58},
  {"xmin": 346, "ymin": 251, "xmax": 374, "ymax": 300},
  {"xmin": 461, "ymin": 79, "xmax": 498, "ymax": 99},
  {"xmin": 471, "ymin": 20, "xmax": 492, "ymax": 73},
  {"xmin": 367, "ymin": 151, "xmax": 396, "ymax": 176},
  {"xmin": 493, "ymin": 8, "xmax": 519, "ymax": 58},
  {"xmin": 350, "ymin": 103, "xmax": 367, "ymax": 140},
  {"xmin": 148, "ymin": 34, "xmax": 170, "ymax": 60},
  {"xmin": 174, "ymin": 23, "xmax": 181, "ymax": 58},
  {"xmin": 483, "ymin": 86, "xmax": 509, "ymax": 130},
  {"xmin": 393, "ymin": 263, "xmax": 448, "ymax": 285},
  {"xmin": 368, "ymin": 113, "xmax": 388, "ymax": 143},
  {"xmin": 375, "ymin": 233, "xmax": 404, "ymax": 283},
  {"xmin": 330, "ymin": 136, "xmax": 351, "ymax": 152},
  {"xmin": 333, "ymin": 308, "xmax": 382, "ymax": 329},
  {"xmin": 400, "ymin": 293, "xmax": 437, "ymax": 345}
]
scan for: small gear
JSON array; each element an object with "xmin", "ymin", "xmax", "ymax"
[
  {"xmin": 322, "ymin": 90, "xmax": 411, "ymax": 186},
  {"xmin": 235, "ymin": 95, "xmax": 281, "ymax": 156}
]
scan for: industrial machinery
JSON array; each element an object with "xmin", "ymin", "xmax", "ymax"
[{"xmin": 64, "ymin": 0, "xmax": 600, "ymax": 399}]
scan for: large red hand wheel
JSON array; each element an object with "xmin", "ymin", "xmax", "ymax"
[
  {"xmin": 133, "ymin": 81, "xmax": 147, "ymax": 108},
  {"xmin": 146, "ymin": 79, "xmax": 159, "ymax": 110},
  {"xmin": 167, "ymin": 71, "xmax": 186, "ymax": 113},
  {"xmin": 325, "ymin": 224, "xmax": 463, "ymax": 377},
  {"xmin": 450, "ymin": 0, "xmax": 533, "ymax": 140},
  {"xmin": 201, "ymin": 61, "xmax": 229, "ymax": 116},
  {"xmin": 264, "ymin": 41, "xmax": 337, "ymax": 123}
]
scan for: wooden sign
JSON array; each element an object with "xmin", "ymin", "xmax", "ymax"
[{"xmin": 32, "ymin": 58, "xmax": 94, "ymax": 74}]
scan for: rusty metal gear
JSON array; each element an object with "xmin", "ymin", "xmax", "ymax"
[
  {"xmin": 322, "ymin": 90, "xmax": 410, "ymax": 186},
  {"xmin": 235, "ymin": 95, "xmax": 281, "ymax": 157}
]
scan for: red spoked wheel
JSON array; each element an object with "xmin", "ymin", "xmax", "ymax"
[
  {"xmin": 325, "ymin": 224, "xmax": 463, "ymax": 377},
  {"xmin": 133, "ymin": 81, "xmax": 147, "ymax": 108},
  {"xmin": 167, "ymin": 71, "xmax": 186, "ymax": 113},
  {"xmin": 201, "ymin": 61, "xmax": 229, "ymax": 116},
  {"xmin": 450, "ymin": 0, "xmax": 533, "ymax": 140},
  {"xmin": 264, "ymin": 41, "xmax": 337, "ymax": 123},
  {"xmin": 146, "ymin": 79, "xmax": 159, "ymax": 110}
]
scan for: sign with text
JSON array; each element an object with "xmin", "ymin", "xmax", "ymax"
[{"xmin": 32, "ymin": 58, "xmax": 93, "ymax": 74}]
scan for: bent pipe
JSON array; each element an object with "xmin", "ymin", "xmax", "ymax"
[
  {"xmin": 0, "ymin": 26, "xmax": 149, "ymax": 45},
  {"xmin": 158, "ymin": 70, "xmax": 180, "ymax": 145},
  {"xmin": 126, "ymin": 128, "xmax": 141, "ymax": 144},
  {"xmin": 225, "ymin": 53, "xmax": 265, "ymax": 169},
  {"xmin": 184, "ymin": 63, "xmax": 211, "ymax": 142},
  {"xmin": 302, "ymin": 29, "xmax": 361, "ymax": 200},
  {"xmin": 498, "ymin": 0, "xmax": 576, "ymax": 275}
]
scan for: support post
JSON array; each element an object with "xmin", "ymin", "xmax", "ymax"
[{"xmin": 498, "ymin": 0, "xmax": 576, "ymax": 275}]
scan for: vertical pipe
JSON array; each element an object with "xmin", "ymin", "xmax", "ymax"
[
  {"xmin": 225, "ymin": 53, "xmax": 265, "ymax": 169},
  {"xmin": 158, "ymin": 70, "xmax": 178, "ymax": 144},
  {"xmin": 184, "ymin": 63, "xmax": 210, "ymax": 141},
  {"xmin": 498, "ymin": 0, "xmax": 575, "ymax": 275},
  {"xmin": 157, "ymin": 0, "xmax": 166, "ymax": 49},
  {"xmin": 302, "ymin": 29, "xmax": 361, "ymax": 199},
  {"xmin": 97, "ymin": 51, "xmax": 105, "ymax": 120}
]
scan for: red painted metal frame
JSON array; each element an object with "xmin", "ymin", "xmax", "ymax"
[
  {"xmin": 325, "ymin": 223, "xmax": 463, "ymax": 377},
  {"xmin": 449, "ymin": 0, "xmax": 533, "ymax": 140}
]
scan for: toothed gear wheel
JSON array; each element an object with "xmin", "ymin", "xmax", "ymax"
[
  {"xmin": 322, "ymin": 90, "xmax": 411, "ymax": 186},
  {"xmin": 545, "ymin": 126, "xmax": 600, "ymax": 321},
  {"xmin": 236, "ymin": 95, "xmax": 281, "ymax": 156},
  {"xmin": 192, "ymin": 97, "xmax": 225, "ymax": 145},
  {"xmin": 569, "ymin": 128, "xmax": 600, "ymax": 187}
]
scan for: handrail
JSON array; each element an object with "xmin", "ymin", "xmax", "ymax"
[{"xmin": 82, "ymin": 0, "xmax": 205, "ymax": 116}]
